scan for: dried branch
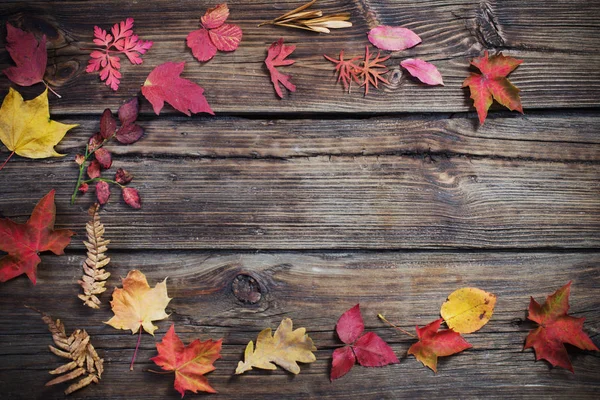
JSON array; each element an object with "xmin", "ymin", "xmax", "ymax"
[
  {"xmin": 259, "ymin": 0, "xmax": 352, "ymax": 33},
  {"xmin": 78, "ymin": 203, "xmax": 111, "ymax": 309}
]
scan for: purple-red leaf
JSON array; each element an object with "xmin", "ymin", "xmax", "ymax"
[
  {"xmin": 87, "ymin": 160, "xmax": 101, "ymax": 179},
  {"xmin": 400, "ymin": 58, "xmax": 444, "ymax": 86},
  {"xmin": 367, "ymin": 26, "xmax": 421, "ymax": 51},
  {"xmin": 115, "ymin": 168, "xmax": 133, "ymax": 185},
  {"xmin": 78, "ymin": 183, "xmax": 89, "ymax": 194},
  {"xmin": 336, "ymin": 304, "xmax": 364, "ymax": 344},
  {"xmin": 122, "ymin": 187, "xmax": 141, "ymax": 209},
  {"xmin": 3, "ymin": 23, "xmax": 47, "ymax": 87},
  {"xmin": 95, "ymin": 181, "xmax": 111, "ymax": 205},
  {"xmin": 94, "ymin": 148, "xmax": 112, "ymax": 169},
  {"xmin": 100, "ymin": 109, "xmax": 117, "ymax": 139},
  {"xmin": 118, "ymin": 97, "xmax": 139, "ymax": 125},
  {"xmin": 116, "ymin": 123, "xmax": 144, "ymax": 144}
]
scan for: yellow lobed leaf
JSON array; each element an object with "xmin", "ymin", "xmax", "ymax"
[
  {"xmin": 235, "ymin": 318, "xmax": 316, "ymax": 375},
  {"xmin": 105, "ymin": 270, "xmax": 171, "ymax": 335},
  {"xmin": 440, "ymin": 287, "xmax": 497, "ymax": 333},
  {"xmin": 0, "ymin": 88, "xmax": 77, "ymax": 158}
]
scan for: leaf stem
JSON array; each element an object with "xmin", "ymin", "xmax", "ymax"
[
  {"xmin": 0, "ymin": 151, "xmax": 15, "ymax": 172},
  {"xmin": 146, "ymin": 369, "xmax": 173, "ymax": 375},
  {"xmin": 378, "ymin": 314, "xmax": 416, "ymax": 338},
  {"xmin": 82, "ymin": 177, "xmax": 125, "ymax": 188},
  {"xmin": 130, "ymin": 327, "xmax": 143, "ymax": 371},
  {"xmin": 43, "ymin": 81, "xmax": 62, "ymax": 98}
]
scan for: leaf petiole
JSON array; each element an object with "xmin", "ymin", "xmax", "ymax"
[
  {"xmin": 130, "ymin": 327, "xmax": 143, "ymax": 371},
  {"xmin": 378, "ymin": 314, "xmax": 416, "ymax": 338},
  {"xmin": 0, "ymin": 151, "xmax": 15, "ymax": 172}
]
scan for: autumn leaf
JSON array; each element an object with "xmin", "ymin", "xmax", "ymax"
[
  {"xmin": 0, "ymin": 189, "xmax": 74, "ymax": 284},
  {"xmin": 235, "ymin": 318, "xmax": 316, "ymax": 375},
  {"xmin": 3, "ymin": 23, "xmax": 47, "ymax": 87},
  {"xmin": 440, "ymin": 287, "xmax": 496, "ymax": 334},
  {"xmin": 265, "ymin": 38, "xmax": 297, "ymax": 98},
  {"xmin": 331, "ymin": 305, "xmax": 398, "ymax": 381},
  {"xmin": 324, "ymin": 50, "xmax": 361, "ymax": 93},
  {"xmin": 86, "ymin": 18, "xmax": 153, "ymax": 90},
  {"xmin": 106, "ymin": 269, "xmax": 171, "ymax": 369},
  {"xmin": 400, "ymin": 59, "xmax": 444, "ymax": 86},
  {"xmin": 0, "ymin": 88, "xmax": 78, "ymax": 170},
  {"xmin": 150, "ymin": 324, "xmax": 222, "ymax": 397},
  {"xmin": 524, "ymin": 281, "xmax": 599, "ymax": 372},
  {"xmin": 367, "ymin": 25, "xmax": 421, "ymax": 51},
  {"xmin": 187, "ymin": 3, "xmax": 243, "ymax": 62},
  {"xmin": 407, "ymin": 318, "xmax": 472, "ymax": 372},
  {"xmin": 142, "ymin": 62, "xmax": 214, "ymax": 116},
  {"xmin": 358, "ymin": 46, "xmax": 390, "ymax": 96},
  {"xmin": 462, "ymin": 50, "xmax": 523, "ymax": 124}
]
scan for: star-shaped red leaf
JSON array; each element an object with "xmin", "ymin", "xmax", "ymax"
[
  {"xmin": 0, "ymin": 190, "xmax": 74, "ymax": 284},
  {"xmin": 524, "ymin": 281, "xmax": 598, "ymax": 372},
  {"xmin": 324, "ymin": 50, "xmax": 361, "ymax": 93},
  {"xmin": 407, "ymin": 318, "xmax": 472, "ymax": 372},
  {"xmin": 462, "ymin": 50, "xmax": 523, "ymax": 124},
  {"xmin": 151, "ymin": 324, "xmax": 222, "ymax": 397},
  {"xmin": 265, "ymin": 38, "xmax": 296, "ymax": 98},
  {"xmin": 358, "ymin": 46, "xmax": 390, "ymax": 96}
]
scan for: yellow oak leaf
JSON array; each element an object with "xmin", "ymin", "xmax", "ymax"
[
  {"xmin": 0, "ymin": 88, "xmax": 77, "ymax": 159},
  {"xmin": 105, "ymin": 269, "xmax": 171, "ymax": 335},
  {"xmin": 440, "ymin": 287, "xmax": 497, "ymax": 334},
  {"xmin": 235, "ymin": 318, "xmax": 316, "ymax": 375}
]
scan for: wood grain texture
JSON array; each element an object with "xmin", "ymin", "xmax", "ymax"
[
  {"xmin": 0, "ymin": 155, "xmax": 599, "ymax": 250},
  {"xmin": 0, "ymin": 251, "xmax": 598, "ymax": 399},
  {"xmin": 0, "ymin": 0, "xmax": 599, "ymax": 114}
]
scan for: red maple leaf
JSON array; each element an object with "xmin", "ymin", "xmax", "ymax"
[
  {"xmin": 151, "ymin": 324, "xmax": 222, "ymax": 397},
  {"xmin": 141, "ymin": 62, "xmax": 214, "ymax": 116},
  {"xmin": 0, "ymin": 190, "xmax": 74, "ymax": 284},
  {"xmin": 358, "ymin": 46, "xmax": 390, "ymax": 96},
  {"xmin": 524, "ymin": 281, "xmax": 599, "ymax": 372},
  {"xmin": 407, "ymin": 318, "xmax": 472, "ymax": 372},
  {"xmin": 330, "ymin": 304, "xmax": 399, "ymax": 381},
  {"xmin": 324, "ymin": 50, "xmax": 361, "ymax": 93},
  {"xmin": 3, "ymin": 23, "xmax": 47, "ymax": 87},
  {"xmin": 462, "ymin": 50, "xmax": 523, "ymax": 124},
  {"xmin": 265, "ymin": 38, "xmax": 297, "ymax": 99},
  {"xmin": 187, "ymin": 4, "xmax": 242, "ymax": 62},
  {"xmin": 86, "ymin": 18, "xmax": 153, "ymax": 91}
]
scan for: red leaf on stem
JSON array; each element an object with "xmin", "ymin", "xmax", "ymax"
[
  {"xmin": 94, "ymin": 148, "xmax": 112, "ymax": 169},
  {"xmin": 115, "ymin": 168, "xmax": 133, "ymax": 184},
  {"xmin": 100, "ymin": 109, "xmax": 117, "ymax": 139},
  {"xmin": 95, "ymin": 181, "xmax": 111, "ymax": 205},
  {"xmin": 87, "ymin": 160, "xmax": 101, "ymax": 179},
  {"xmin": 122, "ymin": 187, "xmax": 141, "ymax": 209}
]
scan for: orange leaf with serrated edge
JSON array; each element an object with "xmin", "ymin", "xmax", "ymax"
[
  {"xmin": 151, "ymin": 325, "xmax": 222, "ymax": 397},
  {"xmin": 462, "ymin": 51, "xmax": 523, "ymax": 124},
  {"xmin": 524, "ymin": 281, "xmax": 598, "ymax": 372}
]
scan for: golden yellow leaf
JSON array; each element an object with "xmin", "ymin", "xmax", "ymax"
[
  {"xmin": 440, "ymin": 287, "xmax": 497, "ymax": 333},
  {"xmin": 105, "ymin": 269, "xmax": 171, "ymax": 335},
  {"xmin": 0, "ymin": 87, "xmax": 77, "ymax": 159},
  {"xmin": 235, "ymin": 318, "xmax": 316, "ymax": 375}
]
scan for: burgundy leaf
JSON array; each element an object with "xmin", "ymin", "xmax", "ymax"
[
  {"xmin": 94, "ymin": 148, "xmax": 112, "ymax": 169},
  {"xmin": 118, "ymin": 97, "xmax": 139, "ymax": 125},
  {"xmin": 122, "ymin": 187, "xmax": 141, "ymax": 209},
  {"xmin": 95, "ymin": 181, "xmax": 111, "ymax": 205},
  {"xmin": 88, "ymin": 133, "xmax": 103, "ymax": 152},
  {"xmin": 100, "ymin": 108, "xmax": 117, "ymax": 139},
  {"xmin": 116, "ymin": 123, "xmax": 144, "ymax": 144},
  {"xmin": 115, "ymin": 168, "xmax": 133, "ymax": 184},
  {"xmin": 87, "ymin": 160, "xmax": 101, "ymax": 179}
]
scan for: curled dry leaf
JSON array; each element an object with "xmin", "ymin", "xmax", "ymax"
[
  {"xmin": 29, "ymin": 307, "xmax": 104, "ymax": 395},
  {"xmin": 259, "ymin": 0, "xmax": 352, "ymax": 34},
  {"xmin": 78, "ymin": 204, "xmax": 111, "ymax": 309},
  {"xmin": 236, "ymin": 318, "xmax": 316, "ymax": 375},
  {"xmin": 400, "ymin": 58, "xmax": 444, "ymax": 86},
  {"xmin": 440, "ymin": 287, "xmax": 497, "ymax": 334},
  {"xmin": 265, "ymin": 38, "xmax": 297, "ymax": 98},
  {"xmin": 367, "ymin": 25, "xmax": 421, "ymax": 51}
]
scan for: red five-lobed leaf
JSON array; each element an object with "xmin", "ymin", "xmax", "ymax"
[
  {"xmin": 462, "ymin": 50, "xmax": 523, "ymax": 124},
  {"xmin": 407, "ymin": 318, "xmax": 472, "ymax": 372},
  {"xmin": 142, "ymin": 62, "xmax": 214, "ymax": 116},
  {"xmin": 187, "ymin": 3, "xmax": 242, "ymax": 62},
  {"xmin": 0, "ymin": 190, "xmax": 74, "ymax": 284},
  {"xmin": 265, "ymin": 38, "xmax": 296, "ymax": 99},
  {"xmin": 3, "ymin": 23, "xmax": 47, "ymax": 87},
  {"xmin": 151, "ymin": 324, "xmax": 222, "ymax": 397},
  {"xmin": 331, "ymin": 304, "xmax": 399, "ymax": 381},
  {"xmin": 524, "ymin": 281, "xmax": 599, "ymax": 372}
]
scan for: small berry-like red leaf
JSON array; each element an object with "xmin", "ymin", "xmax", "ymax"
[
  {"xmin": 353, "ymin": 332, "xmax": 399, "ymax": 367},
  {"xmin": 3, "ymin": 23, "xmax": 47, "ymax": 87},
  {"xmin": 94, "ymin": 148, "xmax": 112, "ymax": 169},
  {"xmin": 87, "ymin": 160, "xmax": 101, "ymax": 179},
  {"xmin": 265, "ymin": 38, "xmax": 296, "ymax": 98},
  {"xmin": 122, "ymin": 187, "xmax": 141, "ymax": 209},
  {"xmin": 115, "ymin": 168, "xmax": 133, "ymax": 184},
  {"xmin": 100, "ymin": 108, "xmax": 117, "ymax": 139},
  {"xmin": 201, "ymin": 4, "xmax": 229, "ymax": 29},
  {"xmin": 336, "ymin": 304, "xmax": 364, "ymax": 344},
  {"xmin": 95, "ymin": 181, "xmax": 111, "ymax": 205},
  {"xmin": 78, "ymin": 183, "xmax": 89, "ymax": 194},
  {"xmin": 118, "ymin": 97, "xmax": 139, "ymax": 125},
  {"xmin": 330, "ymin": 345, "xmax": 356, "ymax": 381}
]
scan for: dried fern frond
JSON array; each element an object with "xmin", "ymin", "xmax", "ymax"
[
  {"xmin": 28, "ymin": 307, "xmax": 104, "ymax": 395},
  {"xmin": 78, "ymin": 204, "xmax": 111, "ymax": 309},
  {"xmin": 259, "ymin": 0, "xmax": 352, "ymax": 33}
]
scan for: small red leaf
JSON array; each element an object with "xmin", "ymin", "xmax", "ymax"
[
  {"xmin": 95, "ymin": 181, "xmax": 111, "ymax": 205},
  {"xmin": 265, "ymin": 38, "xmax": 296, "ymax": 98},
  {"xmin": 330, "ymin": 346, "xmax": 356, "ymax": 381},
  {"xmin": 367, "ymin": 26, "xmax": 421, "ymax": 51},
  {"xmin": 115, "ymin": 168, "xmax": 133, "ymax": 184},
  {"xmin": 94, "ymin": 148, "xmax": 112, "ymax": 169},
  {"xmin": 118, "ymin": 97, "xmax": 139, "ymax": 125},
  {"xmin": 3, "ymin": 23, "xmax": 47, "ymax": 87},
  {"xmin": 209, "ymin": 24, "xmax": 242, "ymax": 52},
  {"xmin": 87, "ymin": 160, "xmax": 101, "ymax": 179},
  {"xmin": 88, "ymin": 133, "xmax": 103, "ymax": 152},
  {"xmin": 116, "ymin": 123, "xmax": 144, "ymax": 144},
  {"xmin": 142, "ymin": 62, "xmax": 214, "ymax": 116},
  {"xmin": 353, "ymin": 332, "xmax": 399, "ymax": 367},
  {"xmin": 400, "ymin": 58, "xmax": 444, "ymax": 86},
  {"xmin": 122, "ymin": 187, "xmax": 141, "ymax": 209},
  {"xmin": 78, "ymin": 183, "xmax": 89, "ymax": 194},
  {"xmin": 336, "ymin": 304, "xmax": 364, "ymax": 344},
  {"xmin": 201, "ymin": 3, "xmax": 230, "ymax": 29},
  {"xmin": 187, "ymin": 28, "xmax": 218, "ymax": 62},
  {"xmin": 100, "ymin": 109, "xmax": 117, "ymax": 139}
]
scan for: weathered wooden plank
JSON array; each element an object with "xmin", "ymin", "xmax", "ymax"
[
  {"xmin": 37, "ymin": 112, "xmax": 600, "ymax": 162},
  {"xmin": 0, "ymin": 251, "xmax": 598, "ymax": 399},
  {"xmin": 1, "ymin": 155, "xmax": 598, "ymax": 249},
  {"xmin": 0, "ymin": 1, "xmax": 599, "ymax": 114}
]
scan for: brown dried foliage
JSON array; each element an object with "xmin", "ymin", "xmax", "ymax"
[{"xmin": 258, "ymin": 0, "xmax": 351, "ymax": 33}]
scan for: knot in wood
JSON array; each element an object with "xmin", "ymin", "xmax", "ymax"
[{"xmin": 232, "ymin": 274, "xmax": 262, "ymax": 304}]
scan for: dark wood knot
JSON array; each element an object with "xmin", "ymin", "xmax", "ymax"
[{"xmin": 232, "ymin": 274, "xmax": 262, "ymax": 304}]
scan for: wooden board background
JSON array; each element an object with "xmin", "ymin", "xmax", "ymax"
[{"xmin": 0, "ymin": 0, "xmax": 599, "ymax": 398}]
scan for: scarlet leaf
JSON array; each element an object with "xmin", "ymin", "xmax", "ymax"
[
  {"xmin": 115, "ymin": 168, "xmax": 133, "ymax": 184},
  {"xmin": 186, "ymin": 28, "xmax": 217, "ymax": 62},
  {"xmin": 330, "ymin": 346, "xmax": 355, "ymax": 381},
  {"xmin": 407, "ymin": 318, "xmax": 472, "ymax": 372},
  {"xmin": 0, "ymin": 190, "xmax": 74, "ymax": 284},
  {"xmin": 95, "ymin": 181, "xmax": 111, "ymax": 205},
  {"xmin": 122, "ymin": 187, "xmax": 141, "ymax": 209},
  {"xmin": 142, "ymin": 62, "xmax": 214, "ymax": 116},
  {"xmin": 367, "ymin": 25, "xmax": 421, "ymax": 51},
  {"xmin": 100, "ymin": 109, "xmax": 117, "ymax": 139},
  {"xmin": 358, "ymin": 46, "xmax": 390, "ymax": 96},
  {"xmin": 201, "ymin": 4, "xmax": 230, "ymax": 29},
  {"xmin": 209, "ymin": 24, "xmax": 242, "ymax": 52},
  {"xmin": 265, "ymin": 38, "xmax": 296, "ymax": 98},
  {"xmin": 187, "ymin": 4, "xmax": 242, "ymax": 62},
  {"xmin": 324, "ymin": 50, "xmax": 361, "ymax": 93},
  {"xmin": 353, "ymin": 332, "xmax": 399, "ymax": 367},
  {"xmin": 151, "ymin": 324, "xmax": 222, "ymax": 397},
  {"xmin": 462, "ymin": 51, "xmax": 523, "ymax": 124},
  {"xmin": 524, "ymin": 281, "xmax": 599, "ymax": 372},
  {"xmin": 3, "ymin": 23, "xmax": 47, "ymax": 87},
  {"xmin": 336, "ymin": 304, "xmax": 364, "ymax": 344},
  {"xmin": 94, "ymin": 148, "xmax": 112, "ymax": 169},
  {"xmin": 400, "ymin": 58, "xmax": 444, "ymax": 86}
]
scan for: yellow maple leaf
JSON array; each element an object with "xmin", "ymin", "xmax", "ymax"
[
  {"xmin": 235, "ymin": 318, "xmax": 316, "ymax": 375},
  {"xmin": 105, "ymin": 269, "xmax": 171, "ymax": 335},
  {"xmin": 0, "ymin": 88, "xmax": 77, "ymax": 159},
  {"xmin": 440, "ymin": 287, "xmax": 497, "ymax": 334}
]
